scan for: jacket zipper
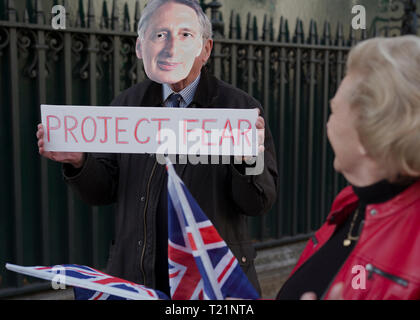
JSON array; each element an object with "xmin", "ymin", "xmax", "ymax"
[
  {"xmin": 366, "ymin": 264, "xmax": 409, "ymax": 287},
  {"xmin": 140, "ymin": 160, "xmax": 158, "ymax": 283}
]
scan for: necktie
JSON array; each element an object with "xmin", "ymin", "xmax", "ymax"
[{"xmin": 166, "ymin": 93, "xmax": 183, "ymax": 108}]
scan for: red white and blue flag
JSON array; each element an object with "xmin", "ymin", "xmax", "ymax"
[
  {"xmin": 6, "ymin": 159, "xmax": 259, "ymax": 300},
  {"xmin": 5, "ymin": 263, "xmax": 168, "ymax": 300},
  {"xmin": 166, "ymin": 159, "xmax": 260, "ymax": 300}
]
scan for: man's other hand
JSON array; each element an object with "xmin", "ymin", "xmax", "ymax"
[{"xmin": 36, "ymin": 123, "xmax": 85, "ymax": 169}]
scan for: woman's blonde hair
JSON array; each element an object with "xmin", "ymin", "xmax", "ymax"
[{"xmin": 346, "ymin": 36, "xmax": 420, "ymax": 179}]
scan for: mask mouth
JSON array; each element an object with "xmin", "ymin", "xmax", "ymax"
[{"xmin": 157, "ymin": 61, "xmax": 182, "ymax": 71}]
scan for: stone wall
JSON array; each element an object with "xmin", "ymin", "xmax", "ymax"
[{"xmin": 255, "ymin": 240, "xmax": 307, "ymax": 299}]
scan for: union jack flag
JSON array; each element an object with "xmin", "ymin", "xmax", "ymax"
[
  {"xmin": 5, "ymin": 263, "xmax": 168, "ymax": 300},
  {"xmin": 166, "ymin": 159, "xmax": 260, "ymax": 300},
  {"xmin": 6, "ymin": 161, "xmax": 260, "ymax": 301}
]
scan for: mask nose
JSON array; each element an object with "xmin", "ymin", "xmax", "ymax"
[{"xmin": 162, "ymin": 35, "xmax": 178, "ymax": 58}]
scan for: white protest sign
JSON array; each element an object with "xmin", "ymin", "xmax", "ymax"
[{"xmin": 41, "ymin": 105, "xmax": 258, "ymax": 156}]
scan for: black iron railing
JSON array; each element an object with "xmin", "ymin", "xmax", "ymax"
[{"xmin": 0, "ymin": 0, "xmax": 418, "ymax": 297}]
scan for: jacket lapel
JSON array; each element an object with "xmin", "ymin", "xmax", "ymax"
[
  {"xmin": 140, "ymin": 80, "xmax": 164, "ymax": 107},
  {"xmin": 190, "ymin": 66, "xmax": 218, "ymax": 108}
]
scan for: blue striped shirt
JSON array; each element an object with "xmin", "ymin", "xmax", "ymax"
[{"xmin": 162, "ymin": 74, "xmax": 201, "ymax": 108}]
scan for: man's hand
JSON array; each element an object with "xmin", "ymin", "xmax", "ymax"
[
  {"xmin": 255, "ymin": 108, "xmax": 265, "ymax": 155},
  {"xmin": 36, "ymin": 123, "xmax": 85, "ymax": 169},
  {"xmin": 234, "ymin": 108, "xmax": 265, "ymax": 165},
  {"xmin": 300, "ymin": 283, "xmax": 344, "ymax": 300}
]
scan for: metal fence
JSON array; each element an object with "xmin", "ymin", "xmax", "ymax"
[{"xmin": 0, "ymin": 0, "xmax": 418, "ymax": 297}]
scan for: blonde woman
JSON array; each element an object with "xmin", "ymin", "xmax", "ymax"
[{"xmin": 277, "ymin": 36, "xmax": 420, "ymax": 300}]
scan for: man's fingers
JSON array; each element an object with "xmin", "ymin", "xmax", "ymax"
[
  {"xmin": 36, "ymin": 127, "xmax": 44, "ymax": 140},
  {"xmin": 39, "ymin": 148, "xmax": 52, "ymax": 160},
  {"xmin": 300, "ymin": 292, "xmax": 317, "ymax": 300},
  {"xmin": 256, "ymin": 116, "xmax": 265, "ymax": 129},
  {"xmin": 258, "ymin": 129, "xmax": 265, "ymax": 145}
]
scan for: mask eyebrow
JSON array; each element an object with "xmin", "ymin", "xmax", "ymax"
[
  {"xmin": 179, "ymin": 27, "xmax": 196, "ymax": 34},
  {"xmin": 150, "ymin": 27, "xmax": 170, "ymax": 34}
]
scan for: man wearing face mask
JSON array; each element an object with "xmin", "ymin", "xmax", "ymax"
[{"xmin": 36, "ymin": 0, "xmax": 278, "ymax": 297}]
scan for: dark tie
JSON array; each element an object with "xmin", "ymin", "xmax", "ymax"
[{"xmin": 166, "ymin": 93, "xmax": 183, "ymax": 108}]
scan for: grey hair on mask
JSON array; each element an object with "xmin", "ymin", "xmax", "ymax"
[{"xmin": 137, "ymin": 0, "xmax": 213, "ymax": 41}]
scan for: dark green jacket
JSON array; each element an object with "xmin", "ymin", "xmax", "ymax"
[{"xmin": 63, "ymin": 68, "xmax": 278, "ymax": 295}]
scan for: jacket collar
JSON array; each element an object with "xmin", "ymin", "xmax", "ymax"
[
  {"xmin": 327, "ymin": 179, "xmax": 420, "ymax": 225},
  {"xmin": 327, "ymin": 186, "xmax": 358, "ymax": 225},
  {"xmin": 364, "ymin": 178, "xmax": 420, "ymax": 221}
]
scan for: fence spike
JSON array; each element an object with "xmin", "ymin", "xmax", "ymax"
[
  {"xmin": 100, "ymin": 0, "xmax": 109, "ymax": 29},
  {"xmin": 285, "ymin": 18, "xmax": 290, "ymax": 43},
  {"xmin": 253, "ymin": 15, "xmax": 258, "ymax": 40},
  {"xmin": 87, "ymin": 0, "xmax": 96, "ymax": 29},
  {"xmin": 269, "ymin": 17, "xmax": 274, "ymax": 42},
  {"xmin": 218, "ymin": 11, "xmax": 224, "ymax": 36},
  {"xmin": 308, "ymin": 19, "xmax": 318, "ymax": 45},
  {"xmin": 34, "ymin": 0, "xmax": 45, "ymax": 25},
  {"xmin": 277, "ymin": 16, "xmax": 283, "ymax": 42},
  {"xmin": 6, "ymin": 0, "xmax": 18, "ymax": 22},
  {"xmin": 245, "ymin": 12, "xmax": 251, "ymax": 40},
  {"xmin": 24, "ymin": 5, "xmax": 31, "ymax": 23},
  {"xmin": 229, "ymin": 10, "xmax": 235, "ymax": 38},
  {"xmin": 235, "ymin": 12, "xmax": 242, "ymax": 39},
  {"xmin": 123, "ymin": 3, "xmax": 130, "ymax": 31},
  {"xmin": 262, "ymin": 14, "xmax": 268, "ymax": 41},
  {"xmin": 348, "ymin": 24, "xmax": 356, "ymax": 46},
  {"xmin": 134, "ymin": 0, "xmax": 141, "ymax": 33},
  {"xmin": 75, "ymin": 0, "xmax": 86, "ymax": 28},
  {"xmin": 335, "ymin": 22, "xmax": 344, "ymax": 47},
  {"xmin": 294, "ymin": 18, "xmax": 304, "ymax": 44},
  {"xmin": 111, "ymin": 0, "xmax": 120, "ymax": 31},
  {"xmin": 322, "ymin": 21, "xmax": 331, "ymax": 45}
]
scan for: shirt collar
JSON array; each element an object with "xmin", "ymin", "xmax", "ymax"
[{"xmin": 162, "ymin": 73, "xmax": 201, "ymax": 108}]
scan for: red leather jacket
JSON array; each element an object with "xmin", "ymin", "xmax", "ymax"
[{"xmin": 289, "ymin": 180, "xmax": 420, "ymax": 300}]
